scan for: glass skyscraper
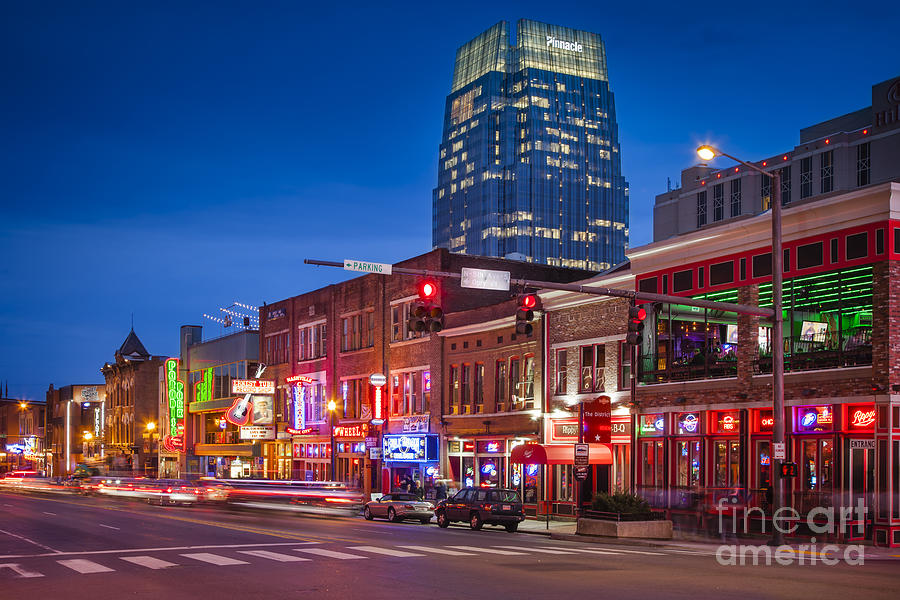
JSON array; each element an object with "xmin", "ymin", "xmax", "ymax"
[{"xmin": 432, "ymin": 20, "xmax": 628, "ymax": 270}]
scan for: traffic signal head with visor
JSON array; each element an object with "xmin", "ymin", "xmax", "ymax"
[
  {"xmin": 408, "ymin": 278, "xmax": 444, "ymax": 334},
  {"xmin": 625, "ymin": 302, "xmax": 646, "ymax": 346},
  {"xmin": 515, "ymin": 293, "xmax": 539, "ymax": 335}
]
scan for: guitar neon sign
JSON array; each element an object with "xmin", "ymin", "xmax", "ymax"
[{"xmin": 225, "ymin": 364, "xmax": 266, "ymax": 426}]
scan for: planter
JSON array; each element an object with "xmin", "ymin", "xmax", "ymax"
[{"xmin": 576, "ymin": 517, "xmax": 673, "ymax": 540}]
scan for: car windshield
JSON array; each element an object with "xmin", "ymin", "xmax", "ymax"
[
  {"xmin": 490, "ymin": 490, "xmax": 521, "ymax": 503},
  {"xmin": 391, "ymin": 494, "xmax": 418, "ymax": 501}
]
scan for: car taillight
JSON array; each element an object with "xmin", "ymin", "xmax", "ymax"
[
  {"xmin": 166, "ymin": 487, "xmax": 173, "ymax": 493},
  {"xmin": 403, "ymin": 504, "xmax": 415, "ymax": 509}
]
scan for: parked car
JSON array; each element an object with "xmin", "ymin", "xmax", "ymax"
[
  {"xmin": 364, "ymin": 493, "xmax": 434, "ymax": 524},
  {"xmin": 435, "ymin": 487, "xmax": 524, "ymax": 532}
]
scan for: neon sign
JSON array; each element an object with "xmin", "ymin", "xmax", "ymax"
[
  {"xmin": 382, "ymin": 434, "xmax": 438, "ymax": 462},
  {"xmin": 231, "ymin": 379, "xmax": 275, "ymax": 395},
  {"xmin": 850, "ymin": 408, "xmax": 876, "ymax": 428},
  {"xmin": 795, "ymin": 406, "xmax": 834, "ymax": 433},
  {"xmin": 678, "ymin": 413, "xmax": 699, "ymax": 434},
  {"xmin": 760, "ymin": 416, "xmax": 774, "ymax": 428},
  {"xmin": 486, "ymin": 442, "xmax": 500, "ymax": 453},
  {"xmin": 333, "ymin": 424, "xmax": 368, "ymax": 438},
  {"xmin": 196, "ymin": 368, "xmax": 213, "ymax": 403},
  {"xmin": 292, "ymin": 384, "xmax": 306, "ymax": 430},
  {"xmin": 285, "ymin": 374, "xmax": 315, "ymax": 385},
  {"xmin": 640, "ymin": 414, "xmax": 664, "ymax": 435},
  {"xmin": 164, "ymin": 358, "xmax": 185, "ymax": 452},
  {"xmin": 722, "ymin": 415, "xmax": 736, "ymax": 431},
  {"xmin": 370, "ymin": 383, "xmax": 385, "ymax": 425}
]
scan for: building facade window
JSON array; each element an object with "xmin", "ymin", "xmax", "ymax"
[
  {"xmin": 474, "ymin": 362, "xmax": 484, "ymax": 411},
  {"xmin": 391, "ymin": 301, "xmax": 427, "ymax": 342},
  {"xmin": 449, "ymin": 365, "xmax": 460, "ymax": 412},
  {"xmin": 390, "ymin": 370, "xmax": 428, "ymax": 416},
  {"xmin": 555, "ymin": 348, "xmax": 567, "ymax": 395},
  {"xmin": 820, "ymin": 150, "xmax": 833, "ymax": 193},
  {"xmin": 800, "ymin": 156, "xmax": 813, "ymax": 199},
  {"xmin": 696, "ymin": 191, "xmax": 707, "ymax": 227},
  {"xmin": 297, "ymin": 322, "xmax": 327, "ymax": 361},
  {"xmin": 761, "ymin": 174, "xmax": 772, "ymax": 211},
  {"xmin": 579, "ymin": 344, "xmax": 606, "ymax": 393},
  {"xmin": 508, "ymin": 357, "xmax": 520, "ymax": 409},
  {"xmin": 780, "ymin": 166, "xmax": 792, "ymax": 205},
  {"xmin": 618, "ymin": 342, "xmax": 631, "ymax": 391},
  {"xmin": 341, "ymin": 311, "xmax": 374, "ymax": 352},
  {"xmin": 340, "ymin": 378, "xmax": 367, "ymax": 419},
  {"xmin": 730, "ymin": 178, "xmax": 742, "ymax": 217},
  {"xmin": 264, "ymin": 332, "xmax": 289, "ymax": 364},
  {"xmin": 713, "ymin": 184, "xmax": 724, "ymax": 221},
  {"xmin": 857, "ymin": 142, "xmax": 870, "ymax": 187}
]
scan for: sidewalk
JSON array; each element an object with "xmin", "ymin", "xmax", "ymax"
[{"xmin": 516, "ymin": 517, "xmax": 900, "ymax": 561}]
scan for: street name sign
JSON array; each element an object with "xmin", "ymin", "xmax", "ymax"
[
  {"xmin": 460, "ymin": 267, "xmax": 511, "ymax": 291},
  {"xmin": 344, "ymin": 259, "xmax": 392, "ymax": 275}
]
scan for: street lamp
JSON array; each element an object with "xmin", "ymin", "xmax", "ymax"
[
  {"xmin": 697, "ymin": 144, "xmax": 785, "ymax": 545},
  {"xmin": 327, "ymin": 399, "xmax": 337, "ymax": 482},
  {"xmin": 146, "ymin": 422, "xmax": 156, "ymax": 432}
]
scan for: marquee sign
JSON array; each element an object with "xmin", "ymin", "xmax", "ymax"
[
  {"xmin": 232, "ymin": 379, "xmax": 275, "ymax": 395},
  {"xmin": 333, "ymin": 423, "xmax": 368, "ymax": 438},
  {"xmin": 164, "ymin": 358, "xmax": 185, "ymax": 452},
  {"xmin": 382, "ymin": 434, "xmax": 439, "ymax": 462}
]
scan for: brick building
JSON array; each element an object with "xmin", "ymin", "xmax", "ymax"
[
  {"xmin": 101, "ymin": 329, "xmax": 165, "ymax": 475},
  {"xmin": 259, "ymin": 248, "xmax": 594, "ymax": 498},
  {"xmin": 0, "ymin": 397, "xmax": 46, "ymax": 475}
]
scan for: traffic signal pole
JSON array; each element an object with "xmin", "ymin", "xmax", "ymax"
[{"xmin": 304, "ymin": 259, "xmax": 774, "ymax": 319}]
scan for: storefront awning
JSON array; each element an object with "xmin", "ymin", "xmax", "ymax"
[{"xmin": 510, "ymin": 443, "xmax": 612, "ymax": 465}]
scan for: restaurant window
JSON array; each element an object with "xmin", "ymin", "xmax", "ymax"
[
  {"xmin": 495, "ymin": 359, "xmax": 508, "ymax": 408},
  {"xmin": 820, "ymin": 150, "xmax": 833, "ymax": 193},
  {"xmin": 675, "ymin": 440, "xmax": 702, "ymax": 489},
  {"xmin": 555, "ymin": 349, "xmax": 567, "ymax": 395},
  {"xmin": 756, "ymin": 441, "xmax": 772, "ymax": 492},
  {"xmin": 796, "ymin": 242, "xmax": 823, "ymax": 270},
  {"xmin": 709, "ymin": 261, "xmax": 734, "ymax": 287},
  {"xmin": 846, "ymin": 232, "xmax": 868, "ymax": 260},
  {"xmin": 752, "ymin": 253, "xmax": 772, "ymax": 278},
  {"xmin": 800, "ymin": 439, "xmax": 834, "ymax": 492},
  {"xmin": 555, "ymin": 465, "xmax": 574, "ymax": 502},
  {"xmin": 641, "ymin": 440, "xmax": 665, "ymax": 489},
  {"xmin": 672, "ymin": 269, "xmax": 692, "ymax": 293},
  {"xmin": 713, "ymin": 440, "xmax": 741, "ymax": 488}
]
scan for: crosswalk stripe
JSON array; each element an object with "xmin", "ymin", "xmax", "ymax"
[
  {"xmin": 538, "ymin": 546, "xmax": 624, "ymax": 556},
  {"xmin": 180, "ymin": 553, "xmax": 249, "ymax": 566},
  {"xmin": 293, "ymin": 548, "xmax": 366, "ymax": 560},
  {"xmin": 120, "ymin": 556, "xmax": 178, "ymax": 569},
  {"xmin": 348, "ymin": 546, "xmax": 425, "ymax": 558},
  {"xmin": 493, "ymin": 546, "xmax": 575, "ymax": 555},
  {"xmin": 237, "ymin": 550, "xmax": 310, "ymax": 562},
  {"xmin": 446, "ymin": 545, "xmax": 527, "ymax": 555},
  {"xmin": 396, "ymin": 545, "xmax": 475, "ymax": 556},
  {"xmin": 57, "ymin": 559, "xmax": 114, "ymax": 574},
  {"xmin": 0, "ymin": 563, "xmax": 44, "ymax": 578}
]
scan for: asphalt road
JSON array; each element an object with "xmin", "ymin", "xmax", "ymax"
[{"xmin": 0, "ymin": 490, "xmax": 898, "ymax": 600}]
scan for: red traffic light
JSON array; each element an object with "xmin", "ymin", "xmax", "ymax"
[
  {"xmin": 628, "ymin": 305, "xmax": 647, "ymax": 321},
  {"xmin": 418, "ymin": 279, "xmax": 438, "ymax": 300},
  {"xmin": 520, "ymin": 294, "xmax": 537, "ymax": 309}
]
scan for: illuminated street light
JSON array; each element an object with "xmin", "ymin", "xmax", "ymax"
[
  {"xmin": 19, "ymin": 401, "xmax": 28, "ymax": 410},
  {"xmin": 82, "ymin": 431, "xmax": 93, "ymax": 441},
  {"xmin": 146, "ymin": 421, "xmax": 156, "ymax": 432},
  {"xmin": 696, "ymin": 142, "xmax": 785, "ymax": 546}
]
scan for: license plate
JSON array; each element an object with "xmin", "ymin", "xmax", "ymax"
[{"xmin": 502, "ymin": 504, "xmax": 511, "ymax": 511}]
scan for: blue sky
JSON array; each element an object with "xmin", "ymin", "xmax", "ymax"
[{"xmin": 2, "ymin": 1, "xmax": 898, "ymax": 400}]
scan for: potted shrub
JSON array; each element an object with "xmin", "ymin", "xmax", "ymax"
[{"xmin": 576, "ymin": 491, "xmax": 673, "ymax": 539}]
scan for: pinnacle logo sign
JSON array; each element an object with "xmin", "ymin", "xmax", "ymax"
[{"xmin": 546, "ymin": 35, "xmax": 583, "ymax": 53}]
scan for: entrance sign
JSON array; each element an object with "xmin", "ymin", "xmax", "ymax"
[
  {"xmin": 344, "ymin": 259, "xmax": 392, "ymax": 275},
  {"xmin": 460, "ymin": 267, "xmax": 511, "ymax": 291},
  {"xmin": 850, "ymin": 440, "xmax": 876, "ymax": 450}
]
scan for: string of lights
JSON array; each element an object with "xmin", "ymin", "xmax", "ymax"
[
  {"xmin": 233, "ymin": 301, "xmax": 259, "ymax": 312},
  {"xmin": 218, "ymin": 306, "xmax": 259, "ymax": 322}
]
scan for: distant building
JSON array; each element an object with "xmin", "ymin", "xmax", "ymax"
[
  {"xmin": 101, "ymin": 329, "xmax": 164, "ymax": 475},
  {"xmin": 653, "ymin": 73, "xmax": 900, "ymax": 241},
  {"xmin": 432, "ymin": 19, "xmax": 628, "ymax": 270},
  {"xmin": 0, "ymin": 397, "xmax": 46, "ymax": 475},
  {"xmin": 45, "ymin": 384, "xmax": 106, "ymax": 476}
]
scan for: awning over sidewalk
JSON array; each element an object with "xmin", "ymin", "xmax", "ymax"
[{"xmin": 509, "ymin": 443, "xmax": 612, "ymax": 465}]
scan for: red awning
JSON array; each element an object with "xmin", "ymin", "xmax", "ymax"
[{"xmin": 509, "ymin": 443, "xmax": 612, "ymax": 465}]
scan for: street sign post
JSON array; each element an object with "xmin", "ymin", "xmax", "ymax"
[
  {"xmin": 460, "ymin": 267, "xmax": 511, "ymax": 291},
  {"xmin": 343, "ymin": 259, "xmax": 393, "ymax": 275}
]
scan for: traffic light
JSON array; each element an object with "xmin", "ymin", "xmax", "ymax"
[
  {"xmin": 515, "ymin": 293, "xmax": 538, "ymax": 335},
  {"xmin": 407, "ymin": 278, "xmax": 444, "ymax": 333},
  {"xmin": 625, "ymin": 301, "xmax": 647, "ymax": 346}
]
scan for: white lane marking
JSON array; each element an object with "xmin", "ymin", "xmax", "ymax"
[
  {"xmin": 294, "ymin": 548, "xmax": 367, "ymax": 560},
  {"xmin": 349, "ymin": 546, "xmax": 425, "ymax": 558},
  {"xmin": 99, "ymin": 524, "xmax": 120, "ymax": 530},
  {"xmin": 0, "ymin": 563, "xmax": 44, "ymax": 578},
  {"xmin": 0, "ymin": 541, "xmax": 319, "ymax": 560},
  {"xmin": 446, "ymin": 545, "xmax": 527, "ymax": 555},
  {"xmin": 2, "ymin": 504, "xmax": 13, "ymax": 507},
  {"xmin": 397, "ymin": 545, "xmax": 475, "ymax": 556},
  {"xmin": 0, "ymin": 528, "xmax": 59, "ymax": 553},
  {"xmin": 58, "ymin": 559, "xmax": 115, "ymax": 574},
  {"xmin": 42, "ymin": 512, "xmax": 57, "ymax": 516},
  {"xmin": 551, "ymin": 546, "xmax": 664, "ymax": 556},
  {"xmin": 537, "ymin": 546, "xmax": 623, "ymax": 556},
  {"xmin": 120, "ymin": 556, "xmax": 178, "ymax": 569},
  {"xmin": 181, "ymin": 553, "xmax": 249, "ymax": 566},
  {"xmin": 493, "ymin": 545, "xmax": 575, "ymax": 555},
  {"xmin": 237, "ymin": 550, "xmax": 309, "ymax": 562}
]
